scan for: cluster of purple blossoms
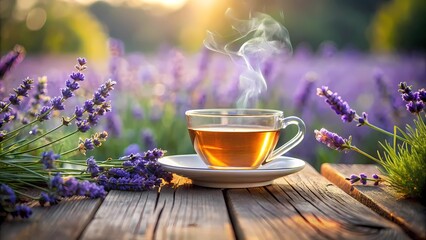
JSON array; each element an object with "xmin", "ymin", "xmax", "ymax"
[
  {"xmin": 0, "ymin": 78, "xmax": 34, "ymax": 130},
  {"xmin": 40, "ymin": 150, "xmax": 61, "ymax": 169},
  {"xmin": 346, "ymin": 173, "xmax": 381, "ymax": 186},
  {"xmin": 75, "ymin": 79, "xmax": 116, "ymax": 133},
  {"xmin": 26, "ymin": 76, "xmax": 49, "ymax": 119},
  {"xmin": 78, "ymin": 131, "xmax": 109, "ymax": 155},
  {"xmin": 36, "ymin": 58, "xmax": 87, "ymax": 122},
  {"xmin": 0, "ymin": 183, "xmax": 32, "ymax": 218},
  {"xmin": 398, "ymin": 82, "xmax": 425, "ymax": 114},
  {"xmin": 9, "ymin": 77, "xmax": 33, "ymax": 106},
  {"xmin": 314, "ymin": 128, "xmax": 349, "ymax": 152},
  {"xmin": 39, "ymin": 173, "xmax": 106, "ymax": 207},
  {"xmin": 317, "ymin": 86, "xmax": 358, "ymax": 123},
  {"xmin": 0, "ymin": 45, "xmax": 25, "ymax": 80},
  {"xmin": 94, "ymin": 148, "xmax": 172, "ymax": 191},
  {"xmin": 0, "ymin": 102, "xmax": 16, "ymax": 129}
]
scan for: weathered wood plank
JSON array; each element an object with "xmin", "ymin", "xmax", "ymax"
[
  {"xmin": 227, "ymin": 163, "xmax": 410, "ymax": 240},
  {"xmin": 0, "ymin": 196, "xmax": 102, "ymax": 240},
  {"xmin": 321, "ymin": 163, "xmax": 426, "ymax": 240},
  {"xmin": 81, "ymin": 175, "xmax": 235, "ymax": 240}
]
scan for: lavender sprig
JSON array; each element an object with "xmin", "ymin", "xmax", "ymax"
[
  {"xmin": 316, "ymin": 86, "xmax": 356, "ymax": 123},
  {"xmin": 0, "ymin": 183, "xmax": 32, "ymax": 219},
  {"xmin": 95, "ymin": 148, "xmax": 172, "ymax": 191},
  {"xmin": 0, "ymin": 45, "xmax": 25, "ymax": 80},
  {"xmin": 314, "ymin": 128, "xmax": 381, "ymax": 164},
  {"xmin": 346, "ymin": 173, "xmax": 383, "ymax": 186},
  {"xmin": 317, "ymin": 85, "xmax": 405, "ymax": 141},
  {"xmin": 399, "ymin": 82, "xmax": 425, "ymax": 114},
  {"xmin": 0, "ymin": 60, "xmax": 115, "ymax": 157}
]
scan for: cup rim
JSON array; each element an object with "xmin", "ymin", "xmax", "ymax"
[{"xmin": 185, "ymin": 108, "xmax": 283, "ymax": 117}]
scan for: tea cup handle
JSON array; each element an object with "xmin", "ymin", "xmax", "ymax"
[{"xmin": 268, "ymin": 116, "xmax": 305, "ymax": 161}]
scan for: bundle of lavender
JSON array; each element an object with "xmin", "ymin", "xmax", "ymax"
[
  {"xmin": 0, "ymin": 47, "xmax": 172, "ymax": 219},
  {"xmin": 315, "ymin": 82, "xmax": 425, "ymax": 200}
]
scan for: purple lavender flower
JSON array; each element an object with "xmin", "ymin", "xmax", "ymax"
[
  {"xmin": 132, "ymin": 105, "xmax": 144, "ymax": 119},
  {"xmin": 197, "ymin": 93, "xmax": 207, "ymax": 109},
  {"xmin": 406, "ymin": 100, "xmax": 424, "ymax": 114},
  {"xmin": 40, "ymin": 150, "xmax": 60, "ymax": 169},
  {"xmin": 398, "ymin": 82, "xmax": 425, "ymax": 114},
  {"xmin": 65, "ymin": 79, "xmax": 79, "ymax": 91},
  {"xmin": 294, "ymin": 72, "xmax": 317, "ymax": 113},
  {"xmin": 1, "ymin": 183, "xmax": 16, "ymax": 204},
  {"xmin": 419, "ymin": 88, "xmax": 426, "ymax": 102},
  {"xmin": 314, "ymin": 128, "xmax": 349, "ymax": 151},
  {"xmin": 61, "ymin": 88, "xmax": 73, "ymax": 99},
  {"xmin": 37, "ymin": 106, "xmax": 52, "ymax": 121},
  {"xmin": 61, "ymin": 177, "xmax": 79, "ymax": 197},
  {"xmin": 12, "ymin": 77, "xmax": 33, "ymax": 98},
  {"xmin": 402, "ymin": 91, "xmax": 416, "ymax": 102},
  {"xmin": 398, "ymin": 82, "xmax": 411, "ymax": 94},
  {"xmin": 77, "ymin": 180, "xmax": 106, "ymax": 199},
  {"xmin": 359, "ymin": 173, "xmax": 367, "ymax": 185},
  {"xmin": 70, "ymin": 72, "xmax": 85, "ymax": 81},
  {"xmin": 86, "ymin": 183, "xmax": 106, "ymax": 199},
  {"xmin": 317, "ymin": 86, "xmax": 357, "ymax": 122},
  {"xmin": 0, "ymin": 45, "xmax": 25, "ymax": 80},
  {"xmin": 0, "ymin": 101, "xmax": 8, "ymax": 111},
  {"xmin": 97, "ymin": 79, "xmax": 116, "ymax": 98},
  {"xmin": 124, "ymin": 143, "xmax": 140, "ymax": 155},
  {"xmin": 77, "ymin": 57, "xmax": 87, "ymax": 66},
  {"xmin": 83, "ymin": 100, "xmax": 95, "ymax": 113},
  {"xmin": 39, "ymin": 192, "xmax": 60, "ymax": 206},
  {"xmin": 108, "ymin": 168, "xmax": 131, "ymax": 178},
  {"xmin": 76, "ymin": 120, "xmax": 91, "ymax": 132},
  {"xmin": 143, "ymin": 148, "xmax": 165, "ymax": 161},
  {"xmin": 86, "ymin": 156, "xmax": 100, "ymax": 177},
  {"xmin": 50, "ymin": 173, "xmax": 64, "ymax": 193},
  {"xmin": 357, "ymin": 112, "xmax": 368, "ymax": 127},
  {"xmin": 92, "ymin": 131, "xmax": 108, "ymax": 147},
  {"xmin": 51, "ymin": 96, "xmax": 64, "ymax": 110},
  {"xmin": 8, "ymin": 94, "xmax": 20, "ymax": 105},
  {"xmin": 11, "ymin": 205, "xmax": 32, "ymax": 218},
  {"xmin": 2, "ymin": 111, "xmax": 16, "ymax": 124},
  {"xmin": 141, "ymin": 129, "xmax": 156, "ymax": 150},
  {"xmin": 372, "ymin": 174, "xmax": 381, "ymax": 186},
  {"xmin": 106, "ymin": 113, "xmax": 122, "ymax": 137},
  {"xmin": 93, "ymin": 92, "xmax": 106, "ymax": 105},
  {"xmin": 84, "ymin": 138, "xmax": 95, "ymax": 151},
  {"xmin": 98, "ymin": 101, "xmax": 112, "ymax": 114},
  {"xmin": 88, "ymin": 113, "xmax": 100, "ymax": 125},
  {"xmin": 74, "ymin": 106, "xmax": 84, "ymax": 120},
  {"xmin": 348, "ymin": 174, "xmax": 360, "ymax": 184}
]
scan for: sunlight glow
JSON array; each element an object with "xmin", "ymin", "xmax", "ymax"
[{"xmin": 69, "ymin": 0, "xmax": 188, "ymax": 11}]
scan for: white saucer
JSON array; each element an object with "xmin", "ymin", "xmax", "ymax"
[{"xmin": 158, "ymin": 154, "xmax": 305, "ymax": 188}]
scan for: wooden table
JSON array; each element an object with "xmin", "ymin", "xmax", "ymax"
[{"xmin": 1, "ymin": 163, "xmax": 423, "ymax": 240}]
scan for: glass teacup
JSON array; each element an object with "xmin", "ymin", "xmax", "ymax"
[{"xmin": 186, "ymin": 109, "xmax": 305, "ymax": 169}]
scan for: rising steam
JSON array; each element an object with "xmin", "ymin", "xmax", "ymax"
[{"xmin": 204, "ymin": 9, "xmax": 292, "ymax": 108}]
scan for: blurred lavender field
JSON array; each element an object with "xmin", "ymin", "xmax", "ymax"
[{"xmin": 3, "ymin": 42, "xmax": 425, "ymax": 168}]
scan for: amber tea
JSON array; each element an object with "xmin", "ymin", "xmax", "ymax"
[
  {"xmin": 189, "ymin": 125, "xmax": 280, "ymax": 169},
  {"xmin": 185, "ymin": 109, "xmax": 305, "ymax": 170}
]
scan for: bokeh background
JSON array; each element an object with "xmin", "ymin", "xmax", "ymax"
[{"xmin": 1, "ymin": 0, "xmax": 425, "ymax": 168}]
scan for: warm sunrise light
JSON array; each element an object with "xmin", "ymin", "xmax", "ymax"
[
  {"xmin": 141, "ymin": 0, "xmax": 188, "ymax": 10},
  {"xmin": 70, "ymin": 0, "xmax": 188, "ymax": 11}
]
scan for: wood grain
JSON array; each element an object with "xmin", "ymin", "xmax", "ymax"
[
  {"xmin": 226, "ymin": 164, "xmax": 410, "ymax": 240},
  {"xmin": 81, "ymin": 175, "xmax": 234, "ymax": 240},
  {"xmin": 321, "ymin": 163, "xmax": 426, "ymax": 240},
  {"xmin": 0, "ymin": 196, "xmax": 102, "ymax": 240}
]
